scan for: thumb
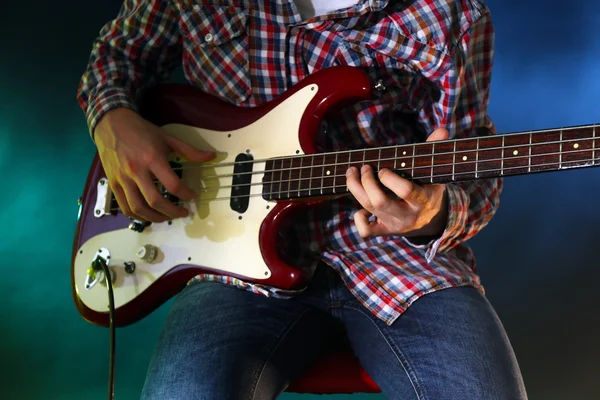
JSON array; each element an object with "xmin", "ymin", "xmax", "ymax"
[
  {"xmin": 164, "ymin": 134, "xmax": 216, "ymax": 162},
  {"xmin": 426, "ymin": 127, "xmax": 449, "ymax": 142}
]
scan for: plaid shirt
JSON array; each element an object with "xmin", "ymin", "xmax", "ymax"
[{"xmin": 77, "ymin": 0, "xmax": 502, "ymax": 325}]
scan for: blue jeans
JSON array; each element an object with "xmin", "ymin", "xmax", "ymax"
[{"xmin": 141, "ymin": 263, "xmax": 527, "ymax": 399}]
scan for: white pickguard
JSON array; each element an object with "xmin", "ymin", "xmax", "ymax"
[{"xmin": 74, "ymin": 84, "xmax": 318, "ymax": 313}]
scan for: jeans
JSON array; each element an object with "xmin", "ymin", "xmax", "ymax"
[{"xmin": 141, "ymin": 263, "xmax": 527, "ymax": 399}]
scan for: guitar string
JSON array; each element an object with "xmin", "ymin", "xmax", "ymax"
[
  {"xmin": 167, "ymin": 122, "xmax": 595, "ymax": 171},
  {"xmin": 158, "ymin": 143, "xmax": 600, "ymax": 194},
  {"xmin": 107, "ymin": 155, "xmax": 599, "ymax": 212},
  {"xmin": 165, "ymin": 134, "xmax": 598, "ymax": 183}
]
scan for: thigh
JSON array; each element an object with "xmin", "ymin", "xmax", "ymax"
[
  {"xmin": 141, "ymin": 281, "xmax": 335, "ymax": 400},
  {"xmin": 341, "ymin": 287, "xmax": 527, "ymax": 400}
]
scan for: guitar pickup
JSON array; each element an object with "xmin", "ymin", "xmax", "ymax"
[{"xmin": 230, "ymin": 153, "xmax": 253, "ymax": 213}]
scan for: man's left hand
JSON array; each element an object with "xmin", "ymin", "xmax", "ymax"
[{"xmin": 345, "ymin": 128, "xmax": 450, "ymax": 239}]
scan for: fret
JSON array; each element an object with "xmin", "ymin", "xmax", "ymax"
[
  {"xmin": 527, "ymin": 132, "xmax": 532, "ymax": 173},
  {"xmin": 299, "ymin": 155, "xmax": 312, "ymax": 198},
  {"xmin": 322, "ymin": 153, "xmax": 336, "ymax": 195},
  {"xmin": 308, "ymin": 155, "xmax": 314, "ymax": 197},
  {"xmin": 562, "ymin": 126, "xmax": 595, "ymax": 168},
  {"xmin": 454, "ymin": 138, "xmax": 478, "ymax": 180},
  {"xmin": 559, "ymin": 129, "xmax": 563, "ymax": 169},
  {"xmin": 363, "ymin": 148, "xmax": 380, "ymax": 167},
  {"xmin": 380, "ymin": 147, "xmax": 396, "ymax": 172},
  {"xmin": 346, "ymin": 151, "xmax": 352, "ymax": 192},
  {"xmin": 411, "ymin": 144, "xmax": 415, "ymax": 179},
  {"xmin": 288, "ymin": 156, "xmax": 303, "ymax": 199},
  {"xmin": 432, "ymin": 141, "xmax": 455, "ymax": 183},
  {"xmin": 287, "ymin": 157, "xmax": 293, "ymax": 198},
  {"xmin": 475, "ymin": 138, "xmax": 480, "ymax": 178},
  {"xmin": 430, "ymin": 143, "xmax": 435, "ymax": 183},
  {"xmin": 265, "ymin": 159, "xmax": 273, "ymax": 201},
  {"xmin": 278, "ymin": 158, "xmax": 283, "ymax": 200},
  {"xmin": 501, "ymin": 136, "xmax": 505, "ymax": 176},
  {"xmin": 452, "ymin": 140, "xmax": 456, "ymax": 181},
  {"xmin": 266, "ymin": 159, "xmax": 273, "ymax": 201},
  {"xmin": 531, "ymin": 130, "xmax": 560, "ymax": 173},
  {"xmin": 378, "ymin": 148, "xmax": 381, "ymax": 172},
  {"xmin": 502, "ymin": 133, "xmax": 530, "ymax": 176},
  {"xmin": 594, "ymin": 124, "xmax": 597, "ymax": 164},
  {"xmin": 347, "ymin": 150, "xmax": 364, "ymax": 192},
  {"xmin": 393, "ymin": 146, "xmax": 412, "ymax": 179},
  {"xmin": 297, "ymin": 156, "xmax": 303, "ymax": 197},
  {"xmin": 333, "ymin": 152, "xmax": 338, "ymax": 193},
  {"xmin": 320, "ymin": 154, "xmax": 325, "ymax": 196},
  {"xmin": 477, "ymin": 136, "xmax": 504, "ymax": 179}
]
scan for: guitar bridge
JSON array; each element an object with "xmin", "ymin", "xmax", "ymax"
[
  {"xmin": 157, "ymin": 161, "xmax": 183, "ymax": 205},
  {"xmin": 93, "ymin": 178, "xmax": 113, "ymax": 218}
]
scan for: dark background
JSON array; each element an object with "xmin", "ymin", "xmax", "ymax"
[{"xmin": 1, "ymin": 0, "xmax": 599, "ymax": 399}]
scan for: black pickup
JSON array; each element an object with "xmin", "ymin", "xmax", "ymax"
[{"xmin": 230, "ymin": 153, "xmax": 253, "ymax": 213}]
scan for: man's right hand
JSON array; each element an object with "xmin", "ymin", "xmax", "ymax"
[{"xmin": 93, "ymin": 107, "xmax": 216, "ymax": 223}]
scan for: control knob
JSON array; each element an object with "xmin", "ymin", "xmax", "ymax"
[{"xmin": 136, "ymin": 244, "xmax": 158, "ymax": 263}]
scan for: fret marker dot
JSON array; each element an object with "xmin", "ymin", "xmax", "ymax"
[
  {"xmin": 402, "ymin": 151, "xmax": 407, "ymax": 155},
  {"xmin": 401, "ymin": 162, "xmax": 406, "ymax": 167},
  {"xmin": 574, "ymin": 143, "xmax": 580, "ymax": 149},
  {"xmin": 462, "ymin": 156, "xmax": 468, "ymax": 161},
  {"xmin": 326, "ymin": 170, "xmax": 331, "ymax": 175},
  {"xmin": 513, "ymin": 150, "xmax": 519, "ymax": 156}
]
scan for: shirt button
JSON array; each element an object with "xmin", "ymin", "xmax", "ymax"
[{"xmin": 204, "ymin": 33, "xmax": 214, "ymax": 43}]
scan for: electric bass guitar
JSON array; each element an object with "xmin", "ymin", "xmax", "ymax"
[{"xmin": 71, "ymin": 66, "xmax": 599, "ymax": 327}]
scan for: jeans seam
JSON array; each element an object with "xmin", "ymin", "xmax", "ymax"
[
  {"xmin": 247, "ymin": 307, "xmax": 312, "ymax": 400},
  {"xmin": 344, "ymin": 304, "xmax": 426, "ymax": 400}
]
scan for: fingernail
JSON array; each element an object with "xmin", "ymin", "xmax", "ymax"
[
  {"xmin": 361, "ymin": 165, "xmax": 370, "ymax": 173},
  {"xmin": 346, "ymin": 167, "xmax": 356, "ymax": 176}
]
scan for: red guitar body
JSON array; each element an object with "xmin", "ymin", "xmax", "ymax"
[{"xmin": 72, "ymin": 67, "xmax": 373, "ymax": 327}]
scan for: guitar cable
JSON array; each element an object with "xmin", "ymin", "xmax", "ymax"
[{"xmin": 93, "ymin": 258, "xmax": 116, "ymax": 400}]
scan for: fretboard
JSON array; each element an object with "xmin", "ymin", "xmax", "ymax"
[{"xmin": 262, "ymin": 124, "xmax": 598, "ymax": 201}]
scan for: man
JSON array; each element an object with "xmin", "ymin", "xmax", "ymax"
[{"xmin": 77, "ymin": 0, "xmax": 527, "ymax": 398}]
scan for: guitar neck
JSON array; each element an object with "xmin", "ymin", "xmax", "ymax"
[{"xmin": 263, "ymin": 123, "xmax": 599, "ymax": 201}]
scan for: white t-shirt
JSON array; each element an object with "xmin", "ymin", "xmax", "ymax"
[{"xmin": 293, "ymin": 0, "xmax": 360, "ymax": 19}]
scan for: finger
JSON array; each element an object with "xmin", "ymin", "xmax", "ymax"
[
  {"xmin": 121, "ymin": 177, "xmax": 170, "ymax": 222},
  {"xmin": 136, "ymin": 171, "xmax": 190, "ymax": 220},
  {"xmin": 151, "ymin": 160, "xmax": 197, "ymax": 201},
  {"xmin": 426, "ymin": 127, "xmax": 449, "ymax": 142},
  {"xmin": 378, "ymin": 168, "xmax": 428, "ymax": 206},
  {"xmin": 353, "ymin": 209, "xmax": 397, "ymax": 238},
  {"xmin": 164, "ymin": 134, "xmax": 216, "ymax": 163},
  {"xmin": 346, "ymin": 166, "xmax": 374, "ymax": 212},
  {"xmin": 110, "ymin": 182, "xmax": 134, "ymax": 218},
  {"xmin": 353, "ymin": 209, "xmax": 373, "ymax": 238},
  {"xmin": 359, "ymin": 164, "xmax": 401, "ymax": 213}
]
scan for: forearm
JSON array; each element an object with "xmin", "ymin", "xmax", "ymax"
[{"xmin": 77, "ymin": 0, "xmax": 181, "ymax": 139}]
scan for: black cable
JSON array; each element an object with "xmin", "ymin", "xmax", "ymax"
[{"xmin": 95, "ymin": 258, "xmax": 116, "ymax": 400}]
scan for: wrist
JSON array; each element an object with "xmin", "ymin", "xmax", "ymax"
[
  {"xmin": 406, "ymin": 187, "xmax": 449, "ymax": 244},
  {"xmin": 93, "ymin": 107, "xmax": 138, "ymax": 142}
]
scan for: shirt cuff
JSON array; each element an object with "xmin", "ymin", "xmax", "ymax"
[
  {"xmin": 86, "ymin": 87, "xmax": 138, "ymax": 141},
  {"xmin": 402, "ymin": 183, "xmax": 470, "ymax": 262}
]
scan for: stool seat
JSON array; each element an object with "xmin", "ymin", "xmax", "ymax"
[{"xmin": 286, "ymin": 350, "xmax": 381, "ymax": 394}]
